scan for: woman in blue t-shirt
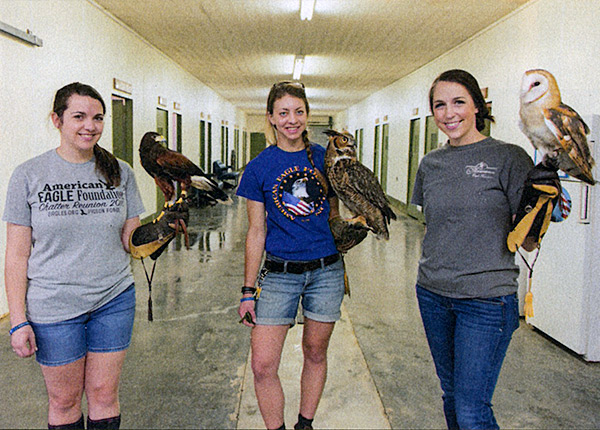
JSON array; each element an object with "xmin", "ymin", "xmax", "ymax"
[{"xmin": 236, "ymin": 81, "xmax": 345, "ymax": 430}]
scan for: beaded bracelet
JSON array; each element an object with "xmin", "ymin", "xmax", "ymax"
[
  {"xmin": 240, "ymin": 297, "xmax": 255, "ymax": 303},
  {"xmin": 241, "ymin": 286, "xmax": 257, "ymax": 294},
  {"xmin": 9, "ymin": 321, "xmax": 30, "ymax": 336}
]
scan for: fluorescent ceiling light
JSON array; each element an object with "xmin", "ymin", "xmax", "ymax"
[
  {"xmin": 300, "ymin": 0, "xmax": 315, "ymax": 20},
  {"xmin": 292, "ymin": 55, "xmax": 305, "ymax": 80}
]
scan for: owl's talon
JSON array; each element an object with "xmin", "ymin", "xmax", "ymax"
[{"xmin": 348, "ymin": 215, "xmax": 369, "ymax": 229}]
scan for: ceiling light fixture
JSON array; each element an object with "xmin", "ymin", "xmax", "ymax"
[
  {"xmin": 292, "ymin": 55, "xmax": 305, "ymax": 80},
  {"xmin": 300, "ymin": 0, "xmax": 315, "ymax": 21}
]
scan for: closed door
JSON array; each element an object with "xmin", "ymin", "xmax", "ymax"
[
  {"xmin": 250, "ymin": 132, "xmax": 266, "ymax": 161},
  {"xmin": 199, "ymin": 120, "xmax": 206, "ymax": 170},
  {"xmin": 407, "ymin": 118, "xmax": 421, "ymax": 218},
  {"xmin": 373, "ymin": 125, "xmax": 381, "ymax": 176},
  {"xmin": 155, "ymin": 108, "xmax": 169, "ymax": 210},
  {"xmin": 355, "ymin": 128, "xmax": 364, "ymax": 163},
  {"xmin": 424, "ymin": 115, "xmax": 438, "ymax": 154},
  {"xmin": 207, "ymin": 122, "xmax": 213, "ymax": 173},
  {"xmin": 380, "ymin": 123, "xmax": 389, "ymax": 193},
  {"xmin": 111, "ymin": 95, "xmax": 133, "ymax": 166},
  {"xmin": 242, "ymin": 131, "xmax": 248, "ymax": 167}
]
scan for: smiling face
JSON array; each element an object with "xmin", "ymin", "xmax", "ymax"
[
  {"xmin": 268, "ymin": 94, "xmax": 308, "ymax": 150},
  {"xmin": 432, "ymin": 81, "xmax": 484, "ymax": 147},
  {"xmin": 52, "ymin": 94, "xmax": 105, "ymax": 161}
]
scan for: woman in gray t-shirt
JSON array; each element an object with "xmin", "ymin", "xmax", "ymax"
[
  {"xmin": 4, "ymin": 83, "xmax": 144, "ymax": 429},
  {"xmin": 411, "ymin": 70, "xmax": 533, "ymax": 430}
]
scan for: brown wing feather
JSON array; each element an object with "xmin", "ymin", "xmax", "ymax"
[
  {"xmin": 330, "ymin": 159, "xmax": 396, "ymax": 226},
  {"xmin": 155, "ymin": 149, "xmax": 204, "ymax": 179},
  {"xmin": 343, "ymin": 161, "xmax": 395, "ymax": 219},
  {"xmin": 543, "ymin": 104, "xmax": 595, "ymax": 184}
]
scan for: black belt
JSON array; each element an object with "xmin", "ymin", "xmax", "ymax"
[{"xmin": 264, "ymin": 254, "xmax": 340, "ymax": 274}]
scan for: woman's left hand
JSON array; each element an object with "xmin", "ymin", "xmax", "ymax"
[{"xmin": 238, "ymin": 298, "xmax": 256, "ymax": 327}]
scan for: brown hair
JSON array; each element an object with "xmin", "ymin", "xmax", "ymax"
[
  {"xmin": 53, "ymin": 82, "xmax": 121, "ymax": 187},
  {"xmin": 428, "ymin": 69, "xmax": 494, "ymax": 132},
  {"xmin": 265, "ymin": 81, "xmax": 328, "ymax": 193}
]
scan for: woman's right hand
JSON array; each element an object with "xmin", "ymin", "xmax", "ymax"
[
  {"xmin": 10, "ymin": 324, "xmax": 37, "ymax": 358},
  {"xmin": 238, "ymin": 297, "xmax": 256, "ymax": 327}
]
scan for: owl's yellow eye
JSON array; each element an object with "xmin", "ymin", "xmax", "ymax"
[{"xmin": 342, "ymin": 137, "xmax": 348, "ymax": 143}]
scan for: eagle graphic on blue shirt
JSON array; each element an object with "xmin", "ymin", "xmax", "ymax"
[{"xmin": 282, "ymin": 177, "xmax": 315, "ymax": 216}]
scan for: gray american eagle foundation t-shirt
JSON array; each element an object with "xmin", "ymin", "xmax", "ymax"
[{"xmin": 3, "ymin": 149, "xmax": 145, "ymax": 323}]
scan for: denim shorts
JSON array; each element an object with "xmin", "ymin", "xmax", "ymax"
[
  {"xmin": 30, "ymin": 284, "xmax": 136, "ymax": 367},
  {"xmin": 255, "ymin": 257, "xmax": 345, "ymax": 326}
]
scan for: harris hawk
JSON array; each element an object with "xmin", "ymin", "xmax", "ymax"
[{"xmin": 139, "ymin": 131, "xmax": 232, "ymax": 206}]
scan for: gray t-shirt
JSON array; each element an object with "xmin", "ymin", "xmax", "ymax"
[
  {"xmin": 3, "ymin": 149, "xmax": 145, "ymax": 323},
  {"xmin": 411, "ymin": 137, "xmax": 533, "ymax": 299}
]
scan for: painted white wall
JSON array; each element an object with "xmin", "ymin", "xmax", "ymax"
[
  {"xmin": 0, "ymin": 0, "xmax": 244, "ymax": 315},
  {"xmin": 342, "ymin": 0, "xmax": 600, "ymax": 205}
]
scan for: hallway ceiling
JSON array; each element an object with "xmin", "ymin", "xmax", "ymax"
[{"xmin": 94, "ymin": 0, "xmax": 531, "ymax": 115}]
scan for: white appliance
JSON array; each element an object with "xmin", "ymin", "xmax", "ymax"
[{"xmin": 525, "ymin": 114, "xmax": 600, "ymax": 362}]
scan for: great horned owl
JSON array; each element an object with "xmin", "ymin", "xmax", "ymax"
[{"xmin": 324, "ymin": 129, "xmax": 396, "ymax": 239}]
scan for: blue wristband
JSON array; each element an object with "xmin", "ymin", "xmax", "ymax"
[
  {"xmin": 9, "ymin": 321, "xmax": 30, "ymax": 335},
  {"xmin": 240, "ymin": 297, "xmax": 255, "ymax": 303}
]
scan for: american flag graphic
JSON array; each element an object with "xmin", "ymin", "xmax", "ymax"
[
  {"xmin": 552, "ymin": 187, "xmax": 572, "ymax": 222},
  {"xmin": 558, "ymin": 189, "xmax": 572, "ymax": 218},
  {"xmin": 282, "ymin": 191, "xmax": 314, "ymax": 216}
]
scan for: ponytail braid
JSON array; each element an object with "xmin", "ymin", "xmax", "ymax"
[
  {"xmin": 93, "ymin": 144, "xmax": 121, "ymax": 187},
  {"xmin": 303, "ymin": 131, "xmax": 329, "ymax": 195}
]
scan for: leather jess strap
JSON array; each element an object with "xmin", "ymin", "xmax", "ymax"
[{"xmin": 264, "ymin": 254, "xmax": 339, "ymax": 274}]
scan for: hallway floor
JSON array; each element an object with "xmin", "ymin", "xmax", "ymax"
[{"xmin": 1, "ymin": 195, "xmax": 600, "ymax": 429}]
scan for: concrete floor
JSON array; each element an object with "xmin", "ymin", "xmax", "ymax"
[{"xmin": 1, "ymin": 194, "xmax": 600, "ymax": 429}]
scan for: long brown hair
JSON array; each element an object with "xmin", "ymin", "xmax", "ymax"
[
  {"xmin": 265, "ymin": 81, "xmax": 328, "ymax": 193},
  {"xmin": 53, "ymin": 82, "xmax": 121, "ymax": 187}
]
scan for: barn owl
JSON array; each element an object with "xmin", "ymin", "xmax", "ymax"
[
  {"xmin": 519, "ymin": 69, "xmax": 596, "ymax": 185},
  {"xmin": 323, "ymin": 129, "xmax": 396, "ymax": 239}
]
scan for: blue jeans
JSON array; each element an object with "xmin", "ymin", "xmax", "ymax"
[{"xmin": 416, "ymin": 285, "xmax": 519, "ymax": 430}]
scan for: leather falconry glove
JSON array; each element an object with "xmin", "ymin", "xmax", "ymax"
[
  {"xmin": 507, "ymin": 162, "xmax": 561, "ymax": 252},
  {"xmin": 329, "ymin": 215, "xmax": 369, "ymax": 254},
  {"xmin": 130, "ymin": 199, "xmax": 190, "ymax": 260}
]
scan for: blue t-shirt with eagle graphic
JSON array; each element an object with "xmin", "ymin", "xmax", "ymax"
[{"xmin": 236, "ymin": 143, "xmax": 338, "ymax": 261}]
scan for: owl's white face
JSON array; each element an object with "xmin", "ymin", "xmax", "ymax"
[{"xmin": 520, "ymin": 72, "xmax": 550, "ymax": 105}]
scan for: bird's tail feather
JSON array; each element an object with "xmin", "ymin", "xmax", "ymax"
[{"xmin": 190, "ymin": 176, "xmax": 233, "ymax": 204}]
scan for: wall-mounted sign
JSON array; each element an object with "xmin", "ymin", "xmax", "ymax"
[{"xmin": 113, "ymin": 78, "xmax": 132, "ymax": 94}]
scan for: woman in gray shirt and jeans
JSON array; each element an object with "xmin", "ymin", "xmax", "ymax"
[{"xmin": 412, "ymin": 69, "xmax": 533, "ymax": 429}]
